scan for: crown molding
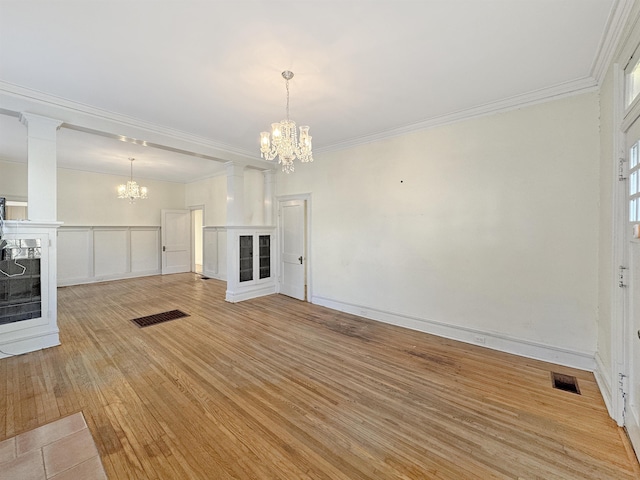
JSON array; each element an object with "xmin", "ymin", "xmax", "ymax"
[
  {"xmin": 0, "ymin": 80, "xmax": 258, "ymax": 160},
  {"xmin": 591, "ymin": 0, "xmax": 635, "ymax": 85},
  {"xmin": 316, "ymin": 76, "xmax": 599, "ymax": 154}
]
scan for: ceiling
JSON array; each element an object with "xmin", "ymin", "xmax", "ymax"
[{"xmin": 0, "ymin": 0, "xmax": 620, "ymax": 183}]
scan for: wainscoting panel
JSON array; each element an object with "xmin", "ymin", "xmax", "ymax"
[
  {"xmin": 57, "ymin": 228, "xmax": 92, "ymax": 282},
  {"xmin": 203, "ymin": 227, "xmax": 227, "ymax": 280},
  {"xmin": 131, "ymin": 228, "xmax": 161, "ymax": 273},
  {"xmin": 58, "ymin": 226, "xmax": 161, "ymax": 286},
  {"xmin": 94, "ymin": 228, "xmax": 128, "ymax": 278}
]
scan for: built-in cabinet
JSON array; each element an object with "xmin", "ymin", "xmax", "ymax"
[
  {"xmin": 0, "ymin": 221, "xmax": 61, "ymax": 359},
  {"xmin": 226, "ymin": 227, "xmax": 275, "ymax": 302}
]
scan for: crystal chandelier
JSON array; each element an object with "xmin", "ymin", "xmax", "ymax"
[
  {"xmin": 260, "ymin": 71, "xmax": 313, "ymax": 173},
  {"xmin": 117, "ymin": 158, "xmax": 148, "ymax": 204}
]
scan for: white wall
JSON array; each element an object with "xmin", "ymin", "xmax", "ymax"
[
  {"xmin": 278, "ymin": 92, "xmax": 600, "ymax": 365},
  {"xmin": 58, "ymin": 168, "xmax": 185, "ymax": 225},
  {"xmin": 185, "ymin": 174, "xmax": 226, "ymax": 225},
  {"xmin": 244, "ymin": 168, "xmax": 265, "ymax": 225},
  {"xmin": 185, "ymin": 168, "xmax": 265, "ymax": 227},
  {"xmin": 0, "ymin": 160, "xmax": 27, "ymax": 200}
]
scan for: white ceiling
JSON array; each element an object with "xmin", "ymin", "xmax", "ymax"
[{"xmin": 0, "ymin": 0, "xmax": 620, "ymax": 183}]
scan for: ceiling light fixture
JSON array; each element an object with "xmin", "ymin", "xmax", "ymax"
[
  {"xmin": 117, "ymin": 157, "xmax": 148, "ymax": 204},
  {"xmin": 260, "ymin": 70, "xmax": 313, "ymax": 173}
]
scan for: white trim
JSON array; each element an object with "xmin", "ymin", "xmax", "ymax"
[
  {"xmin": 628, "ymin": 408, "xmax": 640, "ymax": 461},
  {"xmin": 0, "ymin": 330, "xmax": 60, "ymax": 359},
  {"xmin": 57, "ymin": 269, "xmax": 160, "ymax": 287},
  {"xmin": 0, "ymin": 80, "xmax": 256, "ymax": 159},
  {"xmin": 595, "ymin": 352, "xmax": 614, "ymax": 418},
  {"xmin": 317, "ymin": 78, "xmax": 598, "ymax": 154},
  {"xmin": 312, "ymin": 295, "xmax": 596, "ymax": 371},
  {"xmin": 225, "ymin": 284, "xmax": 276, "ymax": 303},
  {"xmin": 612, "ymin": 62, "xmax": 629, "ymax": 427},
  {"xmin": 203, "ymin": 272, "xmax": 226, "ymax": 281},
  {"xmin": 0, "ymin": 76, "xmax": 603, "ymax": 162},
  {"xmin": 224, "ymin": 225, "xmax": 276, "ymax": 230},
  {"xmin": 591, "ymin": 0, "xmax": 636, "ymax": 85}
]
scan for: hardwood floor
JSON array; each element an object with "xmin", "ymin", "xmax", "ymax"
[{"xmin": 1, "ymin": 273, "xmax": 638, "ymax": 479}]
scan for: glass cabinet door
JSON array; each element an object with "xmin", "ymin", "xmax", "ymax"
[
  {"xmin": 239, "ymin": 235, "xmax": 253, "ymax": 282},
  {"xmin": 259, "ymin": 235, "xmax": 271, "ymax": 279}
]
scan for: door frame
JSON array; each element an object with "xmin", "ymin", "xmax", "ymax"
[
  {"xmin": 611, "ymin": 63, "xmax": 628, "ymax": 428},
  {"xmin": 277, "ymin": 193, "xmax": 312, "ymax": 302},
  {"xmin": 612, "ymin": 52, "xmax": 640, "ymax": 455}
]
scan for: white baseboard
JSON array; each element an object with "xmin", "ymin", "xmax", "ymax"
[
  {"xmin": 627, "ymin": 408, "xmax": 640, "ymax": 462},
  {"xmin": 0, "ymin": 330, "xmax": 60, "ymax": 359},
  {"xmin": 58, "ymin": 269, "xmax": 161, "ymax": 287},
  {"xmin": 203, "ymin": 270, "xmax": 226, "ymax": 281},
  {"xmin": 312, "ymin": 295, "xmax": 595, "ymax": 371},
  {"xmin": 226, "ymin": 285, "xmax": 276, "ymax": 303},
  {"xmin": 594, "ymin": 352, "xmax": 614, "ymax": 419}
]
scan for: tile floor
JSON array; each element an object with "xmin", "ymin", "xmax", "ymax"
[{"xmin": 0, "ymin": 412, "xmax": 107, "ymax": 480}]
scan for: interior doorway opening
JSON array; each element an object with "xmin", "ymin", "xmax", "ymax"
[{"xmin": 191, "ymin": 207, "xmax": 204, "ymax": 274}]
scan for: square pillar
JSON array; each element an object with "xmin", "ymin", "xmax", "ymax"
[
  {"xmin": 19, "ymin": 113, "xmax": 63, "ymax": 222},
  {"xmin": 225, "ymin": 162, "xmax": 245, "ymax": 226},
  {"xmin": 263, "ymin": 169, "xmax": 276, "ymax": 226}
]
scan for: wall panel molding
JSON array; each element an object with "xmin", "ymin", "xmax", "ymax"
[{"xmin": 58, "ymin": 226, "xmax": 161, "ymax": 286}]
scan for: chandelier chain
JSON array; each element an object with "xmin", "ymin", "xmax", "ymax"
[{"xmin": 285, "ymin": 78, "xmax": 290, "ymax": 121}]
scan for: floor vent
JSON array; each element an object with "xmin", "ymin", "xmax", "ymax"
[
  {"xmin": 131, "ymin": 310, "xmax": 189, "ymax": 328},
  {"xmin": 200, "ymin": 276, "xmax": 211, "ymax": 280},
  {"xmin": 551, "ymin": 372, "xmax": 581, "ymax": 395}
]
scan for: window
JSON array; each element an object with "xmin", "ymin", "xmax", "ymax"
[
  {"xmin": 630, "ymin": 143, "xmax": 640, "ymax": 223},
  {"xmin": 627, "ymin": 61, "xmax": 640, "ymax": 107}
]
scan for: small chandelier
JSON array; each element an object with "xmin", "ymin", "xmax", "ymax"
[
  {"xmin": 260, "ymin": 70, "xmax": 313, "ymax": 173},
  {"xmin": 117, "ymin": 158, "xmax": 148, "ymax": 204}
]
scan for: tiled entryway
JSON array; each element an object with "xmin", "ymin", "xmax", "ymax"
[{"xmin": 0, "ymin": 412, "xmax": 107, "ymax": 480}]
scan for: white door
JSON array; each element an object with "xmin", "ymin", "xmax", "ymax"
[
  {"xmin": 161, "ymin": 209, "xmax": 191, "ymax": 275},
  {"xmin": 280, "ymin": 199, "xmax": 306, "ymax": 300},
  {"xmin": 624, "ymin": 119, "xmax": 640, "ymax": 451}
]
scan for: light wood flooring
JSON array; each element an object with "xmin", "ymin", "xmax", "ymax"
[{"xmin": 1, "ymin": 273, "xmax": 638, "ymax": 479}]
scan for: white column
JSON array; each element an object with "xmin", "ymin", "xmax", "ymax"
[
  {"xmin": 19, "ymin": 113, "xmax": 63, "ymax": 222},
  {"xmin": 263, "ymin": 169, "xmax": 276, "ymax": 226},
  {"xmin": 225, "ymin": 162, "xmax": 245, "ymax": 226}
]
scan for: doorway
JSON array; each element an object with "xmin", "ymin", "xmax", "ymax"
[
  {"xmin": 191, "ymin": 206, "xmax": 204, "ymax": 274},
  {"xmin": 613, "ymin": 54, "xmax": 640, "ymax": 456},
  {"xmin": 278, "ymin": 195, "xmax": 310, "ymax": 301}
]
